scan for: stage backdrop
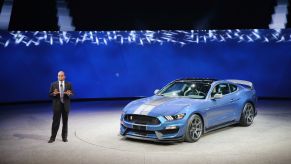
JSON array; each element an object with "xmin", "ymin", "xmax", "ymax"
[{"xmin": 0, "ymin": 30, "xmax": 291, "ymax": 103}]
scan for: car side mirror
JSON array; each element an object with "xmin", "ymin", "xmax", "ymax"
[
  {"xmin": 154, "ymin": 89, "xmax": 160, "ymax": 95},
  {"xmin": 212, "ymin": 93, "xmax": 223, "ymax": 99}
]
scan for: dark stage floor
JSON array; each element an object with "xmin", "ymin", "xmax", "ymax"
[{"xmin": 0, "ymin": 100, "xmax": 291, "ymax": 164}]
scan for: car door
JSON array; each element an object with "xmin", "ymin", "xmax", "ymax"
[
  {"xmin": 206, "ymin": 83, "xmax": 235, "ymax": 128},
  {"xmin": 228, "ymin": 84, "xmax": 241, "ymax": 119}
]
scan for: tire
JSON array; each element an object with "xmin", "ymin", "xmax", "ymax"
[
  {"xmin": 184, "ymin": 114, "xmax": 203, "ymax": 142},
  {"xmin": 239, "ymin": 102, "xmax": 255, "ymax": 126}
]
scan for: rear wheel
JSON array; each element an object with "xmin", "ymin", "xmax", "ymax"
[
  {"xmin": 239, "ymin": 102, "xmax": 255, "ymax": 126},
  {"xmin": 184, "ymin": 114, "xmax": 203, "ymax": 142}
]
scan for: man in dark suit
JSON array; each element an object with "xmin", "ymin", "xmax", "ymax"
[{"xmin": 48, "ymin": 71, "xmax": 73, "ymax": 143}]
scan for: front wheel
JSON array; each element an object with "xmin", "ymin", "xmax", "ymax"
[
  {"xmin": 239, "ymin": 102, "xmax": 255, "ymax": 126},
  {"xmin": 184, "ymin": 114, "xmax": 203, "ymax": 142}
]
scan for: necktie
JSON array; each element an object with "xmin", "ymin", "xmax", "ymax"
[{"xmin": 60, "ymin": 83, "xmax": 64, "ymax": 103}]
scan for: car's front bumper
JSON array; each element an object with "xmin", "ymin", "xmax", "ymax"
[{"xmin": 120, "ymin": 115, "xmax": 186, "ymax": 141}]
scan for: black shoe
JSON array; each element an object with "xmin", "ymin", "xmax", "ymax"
[
  {"xmin": 48, "ymin": 139, "xmax": 55, "ymax": 143},
  {"xmin": 62, "ymin": 138, "xmax": 68, "ymax": 142}
]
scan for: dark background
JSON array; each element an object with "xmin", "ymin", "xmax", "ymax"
[{"xmin": 4, "ymin": 0, "xmax": 289, "ymax": 30}]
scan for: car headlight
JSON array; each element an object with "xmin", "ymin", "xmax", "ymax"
[{"xmin": 164, "ymin": 113, "xmax": 186, "ymax": 121}]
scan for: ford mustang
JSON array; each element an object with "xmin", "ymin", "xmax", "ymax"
[{"xmin": 120, "ymin": 78, "xmax": 257, "ymax": 142}]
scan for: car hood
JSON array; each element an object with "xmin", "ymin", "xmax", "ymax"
[{"xmin": 125, "ymin": 95, "xmax": 203, "ymax": 117}]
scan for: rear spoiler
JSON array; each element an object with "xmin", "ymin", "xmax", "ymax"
[{"xmin": 226, "ymin": 79, "xmax": 254, "ymax": 89}]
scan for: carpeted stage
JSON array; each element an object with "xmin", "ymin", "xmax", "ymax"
[{"xmin": 0, "ymin": 100, "xmax": 291, "ymax": 164}]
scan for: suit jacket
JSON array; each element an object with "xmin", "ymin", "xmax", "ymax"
[{"xmin": 49, "ymin": 81, "xmax": 73, "ymax": 112}]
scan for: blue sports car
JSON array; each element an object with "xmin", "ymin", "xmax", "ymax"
[{"xmin": 120, "ymin": 78, "xmax": 257, "ymax": 142}]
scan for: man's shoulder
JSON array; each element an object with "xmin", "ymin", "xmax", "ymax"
[
  {"xmin": 65, "ymin": 81, "xmax": 72, "ymax": 85},
  {"xmin": 51, "ymin": 81, "xmax": 58, "ymax": 85}
]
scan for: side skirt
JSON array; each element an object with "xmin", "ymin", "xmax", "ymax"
[{"xmin": 204, "ymin": 120, "xmax": 238, "ymax": 133}]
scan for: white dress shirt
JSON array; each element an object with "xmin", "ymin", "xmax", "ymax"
[
  {"xmin": 58, "ymin": 81, "xmax": 65, "ymax": 103},
  {"xmin": 58, "ymin": 80, "xmax": 65, "ymax": 92}
]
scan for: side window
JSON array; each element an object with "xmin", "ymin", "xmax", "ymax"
[
  {"xmin": 211, "ymin": 83, "xmax": 230, "ymax": 97},
  {"xmin": 229, "ymin": 84, "xmax": 238, "ymax": 92}
]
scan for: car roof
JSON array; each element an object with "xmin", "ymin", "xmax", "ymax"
[{"xmin": 174, "ymin": 78, "xmax": 218, "ymax": 84}]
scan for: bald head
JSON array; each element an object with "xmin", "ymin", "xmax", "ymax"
[{"xmin": 58, "ymin": 71, "xmax": 65, "ymax": 81}]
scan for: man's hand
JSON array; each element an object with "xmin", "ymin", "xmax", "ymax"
[
  {"xmin": 53, "ymin": 89, "xmax": 59, "ymax": 96},
  {"xmin": 65, "ymin": 90, "xmax": 72, "ymax": 96}
]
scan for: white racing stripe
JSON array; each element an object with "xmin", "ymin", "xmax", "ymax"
[
  {"xmin": 133, "ymin": 97, "xmax": 174, "ymax": 115},
  {"xmin": 146, "ymin": 97, "xmax": 173, "ymax": 106},
  {"xmin": 140, "ymin": 105, "xmax": 155, "ymax": 115},
  {"xmin": 133, "ymin": 104, "xmax": 149, "ymax": 114}
]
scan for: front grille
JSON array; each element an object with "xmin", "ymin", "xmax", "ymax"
[
  {"xmin": 129, "ymin": 128, "xmax": 156, "ymax": 136},
  {"xmin": 124, "ymin": 114, "xmax": 160, "ymax": 125},
  {"xmin": 159, "ymin": 128, "xmax": 179, "ymax": 135}
]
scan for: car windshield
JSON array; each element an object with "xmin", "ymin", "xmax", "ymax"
[{"xmin": 158, "ymin": 81, "xmax": 211, "ymax": 99}]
